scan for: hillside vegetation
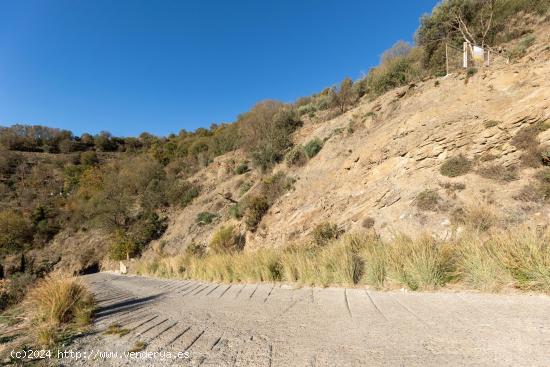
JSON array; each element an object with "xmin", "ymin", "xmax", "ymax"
[{"xmin": 1, "ymin": 0, "xmax": 550, "ymax": 309}]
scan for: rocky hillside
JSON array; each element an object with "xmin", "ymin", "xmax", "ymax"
[{"xmin": 150, "ymin": 22, "xmax": 550, "ymax": 257}]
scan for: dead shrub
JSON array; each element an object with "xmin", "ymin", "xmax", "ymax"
[
  {"xmin": 439, "ymin": 155, "xmax": 472, "ymax": 177},
  {"xmin": 312, "ymin": 222, "xmax": 343, "ymax": 246},
  {"xmin": 243, "ymin": 196, "xmax": 269, "ymax": 231},
  {"xmin": 416, "ymin": 189, "xmax": 442, "ymax": 211},
  {"xmin": 477, "ymin": 164, "xmax": 518, "ymax": 182},
  {"xmin": 515, "ymin": 169, "xmax": 550, "ymax": 202},
  {"xmin": 361, "ymin": 217, "xmax": 375, "ymax": 229}
]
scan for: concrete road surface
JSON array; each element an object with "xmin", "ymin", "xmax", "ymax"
[{"xmin": 65, "ymin": 272, "xmax": 550, "ymax": 366}]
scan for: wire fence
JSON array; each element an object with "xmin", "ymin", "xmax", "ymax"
[{"xmin": 445, "ymin": 42, "xmax": 510, "ymax": 74}]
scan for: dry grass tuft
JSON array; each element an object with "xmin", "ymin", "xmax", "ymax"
[
  {"xmin": 134, "ymin": 227, "xmax": 550, "ymax": 293},
  {"xmin": 129, "ymin": 340, "xmax": 146, "ymax": 353},
  {"xmin": 25, "ymin": 276, "xmax": 94, "ymax": 346},
  {"xmin": 105, "ymin": 323, "xmax": 130, "ymax": 336},
  {"xmin": 453, "ymin": 204, "xmax": 499, "ymax": 231},
  {"xmin": 415, "ymin": 189, "xmax": 442, "ymax": 211},
  {"xmin": 477, "ymin": 164, "xmax": 518, "ymax": 182},
  {"xmin": 385, "ymin": 235, "xmax": 454, "ymax": 290}
]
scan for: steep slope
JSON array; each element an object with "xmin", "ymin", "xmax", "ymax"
[
  {"xmin": 252, "ymin": 26, "xmax": 550, "ymax": 247},
  {"xmin": 153, "ymin": 23, "xmax": 550, "ymax": 255}
]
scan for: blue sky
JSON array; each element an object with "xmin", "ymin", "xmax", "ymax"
[{"xmin": 0, "ymin": 0, "xmax": 437, "ymax": 137}]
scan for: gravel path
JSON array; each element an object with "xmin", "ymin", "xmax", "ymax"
[{"xmin": 65, "ymin": 272, "xmax": 550, "ymax": 366}]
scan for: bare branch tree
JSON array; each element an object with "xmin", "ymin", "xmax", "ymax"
[{"xmin": 452, "ymin": 0, "xmax": 495, "ymax": 47}]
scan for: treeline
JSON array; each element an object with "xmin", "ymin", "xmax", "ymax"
[{"xmin": 0, "ymin": 100, "xmax": 304, "ymax": 267}]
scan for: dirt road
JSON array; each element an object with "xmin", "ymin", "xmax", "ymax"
[{"xmin": 69, "ymin": 272, "xmax": 550, "ymax": 366}]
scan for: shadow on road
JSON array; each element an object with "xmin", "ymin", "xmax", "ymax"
[{"xmin": 94, "ymin": 294, "xmax": 164, "ymax": 319}]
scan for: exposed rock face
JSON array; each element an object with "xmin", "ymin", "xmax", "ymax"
[{"xmin": 152, "ymin": 23, "xmax": 550, "ymax": 254}]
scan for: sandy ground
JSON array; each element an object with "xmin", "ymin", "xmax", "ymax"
[{"xmin": 61, "ymin": 272, "xmax": 550, "ymax": 366}]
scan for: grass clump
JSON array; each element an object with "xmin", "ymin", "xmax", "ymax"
[
  {"xmin": 210, "ymin": 225, "xmax": 244, "ymax": 254},
  {"xmin": 386, "ymin": 236, "xmax": 454, "ymax": 290},
  {"xmin": 509, "ymin": 34, "xmax": 536, "ymax": 60},
  {"xmin": 238, "ymin": 181, "xmax": 252, "ymax": 197},
  {"xmin": 25, "ymin": 276, "xmax": 94, "ymax": 346},
  {"xmin": 458, "ymin": 229, "xmax": 550, "ymax": 292},
  {"xmin": 129, "ymin": 340, "xmax": 146, "ymax": 353},
  {"xmin": 196, "ymin": 211, "xmax": 217, "ymax": 226},
  {"xmin": 134, "ymin": 227, "xmax": 550, "ymax": 293},
  {"xmin": 415, "ymin": 189, "xmax": 442, "ymax": 211},
  {"xmin": 228, "ymin": 203, "xmax": 245, "ymax": 219},
  {"xmin": 455, "ymin": 235, "xmax": 513, "ymax": 291},
  {"xmin": 105, "ymin": 323, "xmax": 130, "ymax": 336},
  {"xmin": 439, "ymin": 155, "xmax": 471, "ymax": 177},
  {"xmin": 451, "ymin": 204, "xmax": 498, "ymax": 231}
]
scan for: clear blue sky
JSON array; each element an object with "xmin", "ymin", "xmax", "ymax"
[{"xmin": 0, "ymin": 0, "xmax": 437, "ymax": 137}]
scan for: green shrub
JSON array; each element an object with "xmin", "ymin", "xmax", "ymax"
[
  {"xmin": 128, "ymin": 212, "xmax": 167, "ymax": 246},
  {"xmin": 196, "ymin": 212, "xmax": 217, "ymax": 225},
  {"xmin": 239, "ymin": 101, "xmax": 302, "ymax": 172},
  {"xmin": 251, "ymin": 146, "xmax": 279, "ymax": 172},
  {"xmin": 167, "ymin": 181, "xmax": 200, "ymax": 207},
  {"xmin": 304, "ymin": 138, "xmax": 323, "ymax": 158},
  {"xmin": 297, "ymin": 103, "xmax": 317, "ymax": 116},
  {"xmin": 244, "ymin": 196, "xmax": 269, "ymax": 231},
  {"xmin": 439, "ymin": 155, "xmax": 472, "ymax": 177},
  {"xmin": 509, "ymin": 34, "xmax": 536, "ymax": 59},
  {"xmin": 466, "ymin": 67, "xmax": 477, "ymax": 77},
  {"xmin": 512, "ymin": 121, "xmax": 550, "ymax": 150},
  {"xmin": 80, "ymin": 151, "xmax": 99, "ymax": 166},
  {"xmin": 362, "ymin": 51, "xmax": 423, "ymax": 96},
  {"xmin": 260, "ymin": 172, "xmax": 294, "ymax": 204},
  {"xmin": 0, "ymin": 210, "xmax": 32, "ymax": 253},
  {"xmin": 416, "ymin": 189, "xmax": 441, "ymax": 211},
  {"xmin": 285, "ymin": 146, "xmax": 307, "ymax": 166},
  {"xmin": 229, "ymin": 203, "xmax": 245, "ymax": 219},
  {"xmin": 0, "ymin": 273, "xmax": 35, "ymax": 311},
  {"xmin": 312, "ymin": 222, "xmax": 343, "ymax": 246},
  {"xmin": 234, "ymin": 162, "xmax": 248, "ymax": 175},
  {"xmin": 109, "ymin": 233, "xmax": 139, "ymax": 261},
  {"xmin": 210, "ymin": 225, "xmax": 244, "ymax": 254}
]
